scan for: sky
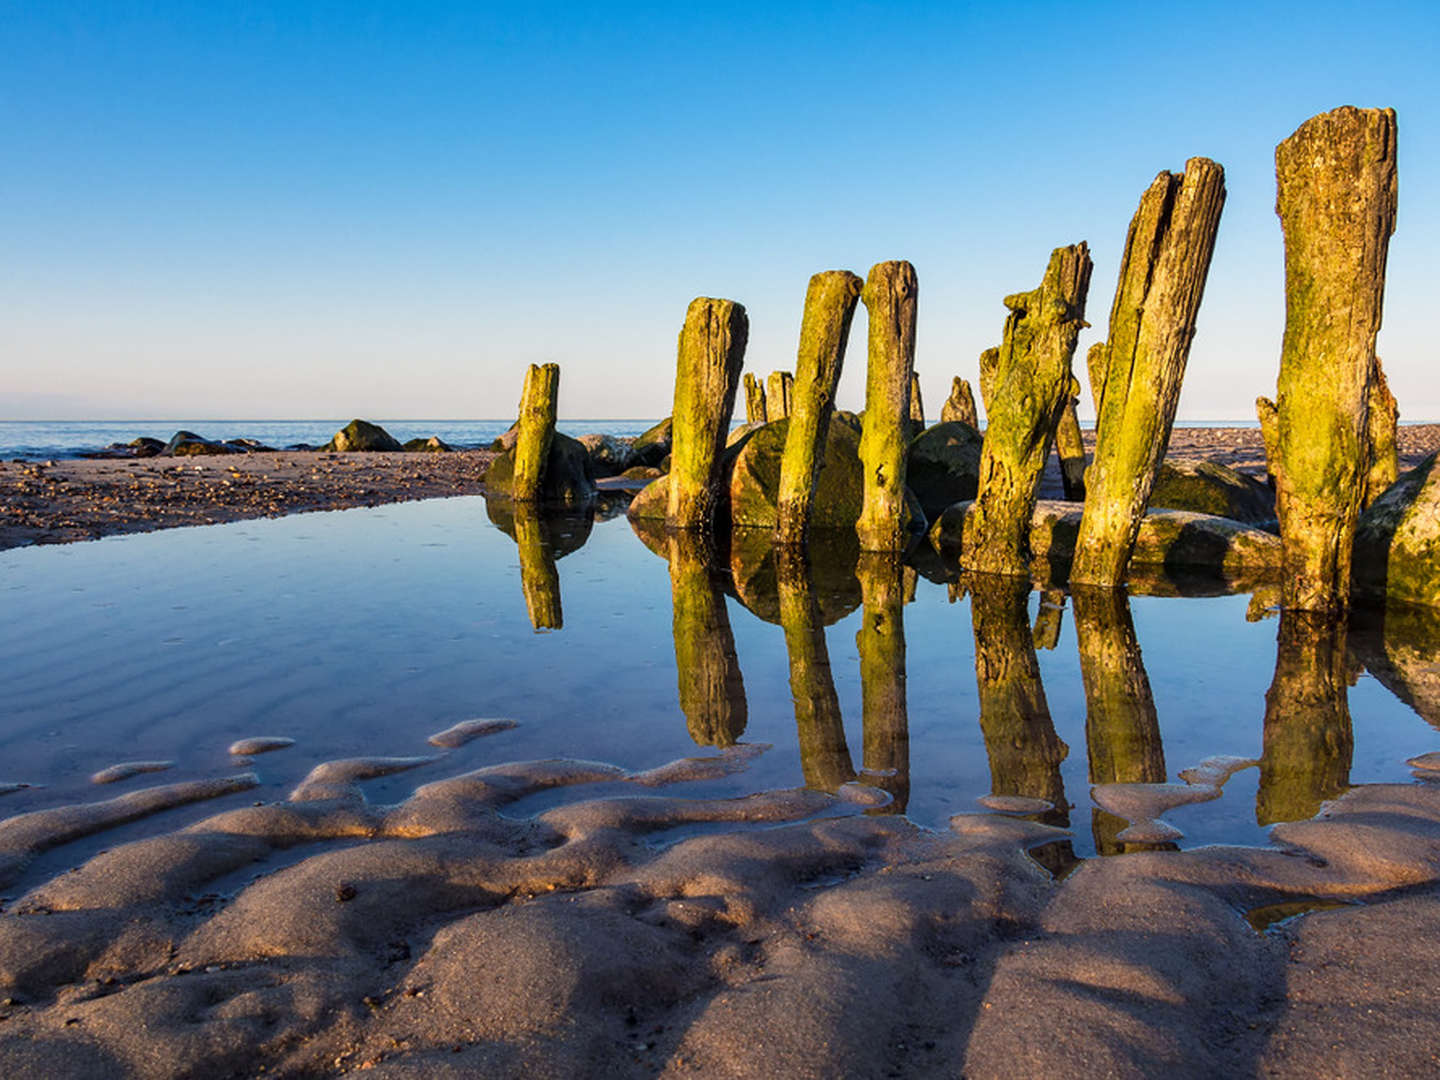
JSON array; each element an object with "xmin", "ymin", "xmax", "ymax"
[{"xmin": 1, "ymin": 0, "xmax": 1437, "ymax": 423}]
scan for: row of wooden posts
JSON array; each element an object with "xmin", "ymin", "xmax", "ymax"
[{"xmin": 508, "ymin": 105, "xmax": 1399, "ymax": 617}]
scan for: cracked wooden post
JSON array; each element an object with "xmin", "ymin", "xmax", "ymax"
[
  {"xmin": 856, "ymin": 552, "xmax": 910, "ymax": 813},
  {"xmin": 668, "ymin": 530, "xmax": 747, "ymax": 747},
  {"xmin": 777, "ymin": 546, "xmax": 855, "ymax": 792},
  {"xmin": 940, "ymin": 377, "xmax": 978, "ymax": 427},
  {"xmin": 667, "ymin": 298, "xmax": 749, "ymax": 531},
  {"xmin": 1071, "ymin": 158, "xmax": 1227, "ymax": 586},
  {"xmin": 960, "ymin": 244, "xmax": 1093, "ymax": 577},
  {"xmin": 856, "ymin": 261, "xmax": 919, "ymax": 552},
  {"xmin": 513, "ymin": 503, "xmax": 562, "ymax": 630},
  {"xmin": 765, "ymin": 371, "xmax": 794, "ymax": 421},
  {"xmin": 909, "ymin": 372, "xmax": 924, "ymax": 426},
  {"xmin": 1364, "ymin": 354, "xmax": 1399, "ymax": 507},
  {"xmin": 1054, "ymin": 375, "xmax": 1087, "ymax": 501},
  {"xmin": 775, "ymin": 270, "xmax": 863, "ymax": 546},
  {"xmin": 1268, "ymin": 106, "xmax": 1398, "ymax": 613},
  {"xmin": 977, "ymin": 347, "xmax": 999, "ymax": 415},
  {"xmin": 512, "ymin": 363, "xmax": 559, "ymax": 501},
  {"xmin": 743, "ymin": 373, "xmax": 767, "ymax": 424}
]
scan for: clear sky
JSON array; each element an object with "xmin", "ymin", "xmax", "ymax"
[{"xmin": 2, "ymin": 1, "xmax": 1437, "ymax": 422}]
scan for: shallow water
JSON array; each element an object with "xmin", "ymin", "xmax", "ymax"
[{"xmin": 1, "ymin": 493, "xmax": 1437, "ymax": 869}]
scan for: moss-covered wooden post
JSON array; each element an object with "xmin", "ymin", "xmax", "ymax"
[
  {"xmin": 1071, "ymin": 158, "xmax": 1227, "ymax": 586},
  {"xmin": 667, "ymin": 530, "xmax": 747, "ymax": 747},
  {"xmin": 856, "ymin": 552, "xmax": 909, "ymax": 813},
  {"xmin": 909, "ymin": 372, "xmax": 924, "ymax": 426},
  {"xmin": 1258, "ymin": 611, "xmax": 1353, "ymax": 825},
  {"xmin": 667, "ymin": 298, "xmax": 749, "ymax": 531},
  {"xmin": 1054, "ymin": 376, "xmax": 1087, "ymax": 501},
  {"xmin": 960, "ymin": 244, "xmax": 1093, "ymax": 576},
  {"xmin": 1072, "ymin": 586, "xmax": 1166, "ymax": 854},
  {"xmin": 765, "ymin": 371, "xmax": 794, "ymax": 421},
  {"xmin": 940, "ymin": 376, "xmax": 979, "ymax": 427},
  {"xmin": 856, "ymin": 261, "xmax": 919, "ymax": 552},
  {"xmin": 513, "ymin": 502, "xmax": 562, "ymax": 630},
  {"xmin": 512, "ymin": 362, "xmax": 559, "ymax": 501},
  {"xmin": 1364, "ymin": 354, "xmax": 1399, "ymax": 507},
  {"xmin": 969, "ymin": 573, "xmax": 1069, "ymax": 826},
  {"xmin": 777, "ymin": 546, "xmax": 855, "ymax": 792},
  {"xmin": 1268, "ymin": 107, "xmax": 1398, "ymax": 613},
  {"xmin": 775, "ymin": 270, "xmax": 863, "ymax": 546},
  {"xmin": 743, "ymin": 373, "xmax": 768, "ymax": 425},
  {"xmin": 977, "ymin": 347, "xmax": 999, "ymax": 415}
]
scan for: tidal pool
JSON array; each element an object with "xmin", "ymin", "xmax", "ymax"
[{"xmin": 2, "ymin": 492, "xmax": 1437, "ymax": 879}]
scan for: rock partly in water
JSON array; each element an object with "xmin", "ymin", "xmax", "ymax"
[
  {"xmin": 629, "ymin": 417, "xmax": 673, "ymax": 469},
  {"xmin": 907, "ymin": 420, "xmax": 983, "ymax": 522},
  {"xmin": 1149, "ymin": 459, "xmax": 1276, "ymax": 525},
  {"xmin": 577, "ymin": 434, "xmax": 634, "ymax": 477},
  {"xmin": 403, "ymin": 436, "xmax": 452, "ymax": 453},
  {"xmin": 484, "ymin": 434, "xmax": 598, "ymax": 505},
  {"xmin": 1354, "ymin": 453, "xmax": 1440, "ymax": 610},
  {"xmin": 729, "ymin": 417, "xmax": 864, "ymax": 530},
  {"xmin": 324, "ymin": 420, "xmax": 403, "ymax": 453}
]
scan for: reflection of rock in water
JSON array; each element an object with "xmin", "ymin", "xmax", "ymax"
[
  {"xmin": 486, "ymin": 496, "xmax": 598, "ymax": 631},
  {"xmin": 776, "ymin": 546, "xmax": 855, "ymax": 793},
  {"xmin": 1258, "ymin": 611, "xmax": 1354, "ymax": 825},
  {"xmin": 856, "ymin": 553, "xmax": 910, "ymax": 813},
  {"xmin": 728, "ymin": 526, "xmax": 861, "ymax": 626},
  {"xmin": 667, "ymin": 531, "xmax": 747, "ymax": 747},
  {"xmin": 1349, "ymin": 600, "xmax": 1440, "ymax": 731},
  {"xmin": 968, "ymin": 574, "xmax": 1069, "ymax": 828},
  {"xmin": 1072, "ymin": 586, "xmax": 1168, "ymax": 854}
]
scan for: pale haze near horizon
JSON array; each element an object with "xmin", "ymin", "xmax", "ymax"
[{"xmin": 2, "ymin": 2, "xmax": 1437, "ymax": 424}]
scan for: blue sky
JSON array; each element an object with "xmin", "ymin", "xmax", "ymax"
[{"xmin": 2, "ymin": 1, "xmax": 1437, "ymax": 421}]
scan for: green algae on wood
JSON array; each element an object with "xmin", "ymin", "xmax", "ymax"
[
  {"xmin": 856, "ymin": 552, "xmax": 910, "ymax": 813},
  {"xmin": 667, "ymin": 529, "xmax": 747, "ymax": 747},
  {"xmin": 856, "ymin": 261, "xmax": 919, "ymax": 552},
  {"xmin": 940, "ymin": 376, "xmax": 979, "ymax": 428},
  {"xmin": 1071, "ymin": 158, "xmax": 1227, "ymax": 586},
  {"xmin": 775, "ymin": 270, "xmax": 864, "ymax": 546},
  {"xmin": 1269, "ymin": 106, "xmax": 1398, "ymax": 614},
  {"xmin": 1364, "ymin": 355, "xmax": 1399, "ymax": 508},
  {"xmin": 765, "ymin": 371, "xmax": 795, "ymax": 421},
  {"xmin": 512, "ymin": 363, "xmax": 560, "ymax": 501},
  {"xmin": 961, "ymin": 244, "xmax": 1093, "ymax": 577},
  {"xmin": 1054, "ymin": 376, "xmax": 1088, "ymax": 501},
  {"xmin": 667, "ymin": 298, "xmax": 749, "ymax": 531},
  {"xmin": 743, "ymin": 373, "xmax": 768, "ymax": 424}
]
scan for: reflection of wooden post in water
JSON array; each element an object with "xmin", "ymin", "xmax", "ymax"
[
  {"xmin": 1031, "ymin": 587, "xmax": 1066, "ymax": 651},
  {"xmin": 777, "ymin": 546, "xmax": 855, "ymax": 792},
  {"xmin": 512, "ymin": 502, "xmax": 563, "ymax": 630},
  {"xmin": 1072, "ymin": 585, "xmax": 1167, "ymax": 854},
  {"xmin": 856, "ymin": 553, "xmax": 910, "ymax": 812},
  {"xmin": 667, "ymin": 531, "xmax": 747, "ymax": 747},
  {"xmin": 1258, "ymin": 611, "xmax": 1353, "ymax": 825},
  {"xmin": 969, "ymin": 574, "xmax": 1069, "ymax": 825}
]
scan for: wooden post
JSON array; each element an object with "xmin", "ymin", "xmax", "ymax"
[
  {"xmin": 1054, "ymin": 375, "xmax": 1087, "ymax": 501},
  {"xmin": 743, "ymin": 373, "xmax": 768, "ymax": 424},
  {"xmin": 1268, "ymin": 107, "xmax": 1398, "ymax": 613},
  {"xmin": 777, "ymin": 546, "xmax": 855, "ymax": 792},
  {"xmin": 977, "ymin": 347, "xmax": 999, "ymax": 415},
  {"xmin": 513, "ymin": 502, "xmax": 562, "ymax": 630},
  {"xmin": 940, "ymin": 376, "xmax": 979, "ymax": 427},
  {"xmin": 909, "ymin": 372, "xmax": 924, "ymax": 426},
  {"xmin": 667, "ymin": 530, "xmax": 747, "ymax": 747},
  {"xmin": 512, "ymin": 362, "xmax": 559, "ymax": 501},
  {"xmin": 775, "ymin": 270, "xmax": 863, "ymax": 546},
  {"xmin": 1364, "ymin": 354, "xmax": 1399, "ymax": 507},
  {"xmin": 765, "ymin": 371, "xmax": 794, "ymax": 421},
  {"xmin": 1070, "ymin": 158, "xmax": 1227, "ymax": 586},
  {"xmin": 856, "ymin": 552, "xmax": 909, "ymax": 813},
  {"xmin": 856, "ymin": 261, "xmax": 919, "ymax": 552},
  {"xmin": 667, "ymin": 298, "xmax": 749, "ymax": 530},
  {"xmin": 960, "ymin": 244, "xmax": 1092, "ymax": 577}
]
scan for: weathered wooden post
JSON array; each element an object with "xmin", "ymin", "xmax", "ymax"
[
  {"xmin": 1267, "ymin": 106, "xmax": 1398, "ymax": 613},
  {"xmin": 1364, "ymin": 354, "xmax": 1399, "ymax": 507},
  {"xmin": 668, "ymin": 530, "xmax": 747, "ymax": 747},
  {"xmin": 909, "ymin": 372, "xmax": 925, "ymax": 426},
  {"xmin": 856, "ymin": 552, "xmax": 910, "ymax": 813},
  {"xmin": 1054, "ymin": 376, "xmax": 1088, "ymax": 501},
  {"xmin": 743, "ymin": 373, "xmax": 768, "ymax": 425},
  {"xmin": 856, "ymin": 261, "xmax": 919, "ymax": 552},
  {"xmin": 513, "ymin": 502, "xmax": 562, "ymax": 630},
  {"xmin": 765, "ymin": 371, "xmax": 794, "ymax": 421},
  {"xmin": 777, "ymin": 546, "xmax": 855, "ymax": 792},
  {"xmin": 940, "ymin": 376, "xmax": 979, "ymax": 427},
  {"xmin": 512, "ymin": 362, "xmax": 559, "ymax": 501},
  {"xmin": 667, "ymin": 298, "xmax": 749, "ymax": 530},
  {"xmin": 977, "ymin": 347, "xmax": 999, "ymax": 415},
  {"xmin": 960, "ymin": 244, "xmax": 1092, "ymax": 576},
  {"xmin": 775, "ymin": 270, "xmax": 863, "ymax": 546},
  {"xmin": 1070, "ymin": 158, "xmax": 1227, "ymax": 586}
]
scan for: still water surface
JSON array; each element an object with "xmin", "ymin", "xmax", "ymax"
[{"xmin": 1, "ymin": 494, "xmax": 1436, "ymax": 864}]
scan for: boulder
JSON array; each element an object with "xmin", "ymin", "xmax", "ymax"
[
  {"xmin": 490, "ymin": 424, "xmax": 519, "ymax": 452},
  {"xmin": 168, "ymin": 432, "xmax": 243, "ymax": 456},
  {"xmin": 907, "ymin": 420, "xmax": 983, "ymax": 522},
  {"xmin": 484, "ymin": 432, "xmax": 598, "ymax": 505},
  {"xmin": 324, "ymin": 420, "xmax": 403, "ymax": 453},
  {"xmin": 1148, "ymin": 459, "xmax": 1276, "ymax": 525},
  {"xmin": 620, "ymin": 465, "xmax": 663, "ymax": 482},
  {"xmin": 223, "ymin": 438, "xmax": 274, "ymax": 453},
  {"xmin": 403, "ymin": 436, "xmax": 452, "ymax": 453},
  {"xmin": 629, "ymin": 417, "xmax": 672, "ymax": 468},
  {"xmin": 577, "ymin": 433, "xmax": 634, "ymax": 477},
  {"xmin": 1354, "ymin": 453, "xmax": 1440, "ymax": 610},
  {"xmin": 163, "ymin": 430, "xmax": 207, "ymax": 455},
  {"xmin": 729, "ymin": 417, "xmax": 864, "ymax": 529},
  {"xmin": 129, "ymin": 437, "xmax": 165, "ymax": 457}
]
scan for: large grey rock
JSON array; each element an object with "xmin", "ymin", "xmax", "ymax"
[
  {"xmin": 324, "ymin": 419, "xmax": 403, "ymax": 453},
  {"xmin": 907, "ymin": 420, "xmax": 983, "ymax": 522},
  {"xmin": 484, "ymin": 432, "xmax": 598, "ymax": 505},
  {"xmin": 1149, "ymin": 459, "xmax": 1276, "ymax": 525},
  {"xmin": 1354, "ymin": 453, "xmax": 1440, "ymax": 610},
  {"xmin": 578, "ymin": 434, "xmax": 634, "ymax": 477}
]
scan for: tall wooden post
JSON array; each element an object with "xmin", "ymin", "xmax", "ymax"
[
  {"xmin": 960, "ymin": 244, "xmax": 1092, "ymax": 577},
  {"xmin": 909, "ymin": 372, "xmax": 925, "ymax": 426},
  {"xmin": 512, "ymin": 363, "xmax": 559, "ymax": 501},
  {"xmin": 765, "ymin": 371, "xmax": 794, "ymax": 421},
  {"xmin": 775, "ymin": 270, "xmax": 863, "ymax": 545},
  {"xmin": 1268, "ymin": 107, "xmax": 1398, "ymax": 613},
  {"xmin": 743, "ymin": 373, "xmax": 768, "ymax": 424},
  {"xmin": 856, "ymin": 261, "xmax": 919, "ymax": 552},
  {"xmin": 940, "ymin": 376, "xmax": 979, "ymax": 428},
  {"xmin": 667, "ymin": 298, "xmax": 749, "ymax": 530},
  {"xmin": 1070, "ymin": 158, "xmax": 1227, "ymax": 586}
]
